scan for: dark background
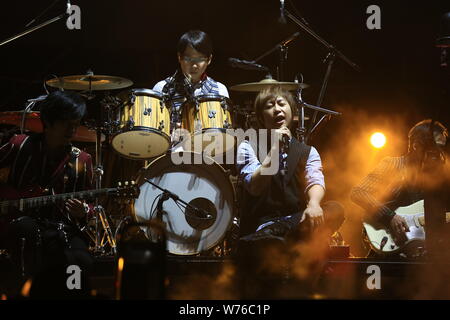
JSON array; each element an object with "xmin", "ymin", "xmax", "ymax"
[{"xmin": 1, "ymin": 0, "xmax": 449, "ymax": 255}]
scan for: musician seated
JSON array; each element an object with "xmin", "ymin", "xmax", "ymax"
[
  {"xmin": 0, "ymin": 91, "xmax": 94, "ymax": 298},
  {"xmin": 351, "ymin": 119, "xmax": 450, "ymax": 259},
  {"xmin": 152, "ymin": 30, "xmax": 229, "ymax": 145},
  {"xmin": 235, "ymin": 86, "xmax": 344, "ymax": 297}
]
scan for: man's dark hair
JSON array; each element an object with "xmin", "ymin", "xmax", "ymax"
[
  {"xmin": 254, "ymin": 86, "xmax": 297, "ymax": 129},
  {"xmin": 39, "ymin": 91, "xmax": 86, "ymax": 128},
  {"xmin": 177, "ymin": 30, "xmax": 213, "ymax": 57},
  {"xmin": 408, "ymin": 119, "xmax": 448, "ymax": 151}
]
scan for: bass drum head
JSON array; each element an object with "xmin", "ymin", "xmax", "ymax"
[{"xmin": 133, "ymin": 152, "xmax": 235, "ymax": 255}]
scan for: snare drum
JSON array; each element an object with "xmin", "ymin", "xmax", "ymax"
[
  {"xmin": 112, "ymin": 89, "xmax": 171, "ymax": 159},
  {"xmin": 181, "ymin": 95, "xmax": 235, "ymax": 156},
  {"xmin": 132, "ymin": 151, "xmax": 235, "ymax": 255}
]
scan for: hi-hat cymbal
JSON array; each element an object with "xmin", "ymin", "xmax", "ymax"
[
  {"xmin": 0, "ymin": 111, "xmax": 101, "ymax": 142},
  {"xmin": 46, "ymin": 75, "xmax": 133, "ymax": 91},
  {"xmin": 230, "ymin": 78, "xmax": 309, "ymax": 92}
]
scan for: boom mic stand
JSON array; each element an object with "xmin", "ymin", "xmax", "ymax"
[
  {"xmin": 143, "ymin": 178, "xmax": 214, "ymax": 223},
  {"xmin": 0, "ymin": 2, "xmax": 69, "ymax": 48},
  {"xmin": 253, "ymin": 32, "xmax": 301, "ymax": 81},
  {"xmin": 282, "ymin": 8, "xmax": 360, "ymax": 143}
]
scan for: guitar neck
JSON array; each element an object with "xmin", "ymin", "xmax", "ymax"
[
  {"xmin": 0, "ymin": 188, "xmax": 116, "ymax": 213},
  {"xmin": 417, "ymin": 213, "xmax": 450, "ymax": 226}
]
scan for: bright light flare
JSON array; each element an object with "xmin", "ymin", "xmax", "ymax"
[{"xmin": 370, "ymin": 132, "xmax": 386, "ymax": 148}]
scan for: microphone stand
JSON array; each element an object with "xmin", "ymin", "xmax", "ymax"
[
  {"xmin": 282, "ymin": 9, "xmax": 360, "ymax": 143},
  {"xmin": 294, "ymin": 86, "xmax": 341, "ymax": 143},
  {"xmin": 0, "ymin": 7, "xmax": 68, "ymax": 48},
  {"xmin": 143, "ymin": 178, "xmax": 213, "ymax": 221},
  {"xmin": 253, "ymin": 32, "xmax": 300, "ymax": 81}
]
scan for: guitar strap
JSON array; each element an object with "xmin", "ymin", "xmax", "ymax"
[{"xmin": 47, "ymin": 146, "xmax": 81, "ymax": 193}]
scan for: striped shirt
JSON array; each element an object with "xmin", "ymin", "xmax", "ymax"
[
  {"xmin": 0, "ymin": 134, "xmax": 94, "ymax": 218},
  {"xmin": 350, "ymin": 156, "xmax": 423, "ymax": 226},
  {"xmin": 153, "ymin": 75, "xmax": 229, "ymax": 123}
]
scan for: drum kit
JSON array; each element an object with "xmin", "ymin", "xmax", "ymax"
[{"xmin": 0, "ymin": 70, "xmax": 334, "ymax": 257}]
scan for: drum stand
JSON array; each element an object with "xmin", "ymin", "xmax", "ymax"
[
  {"xmin": 88, "ymin": 96, "xmax": 120, "ymax": 256},
  {"xmin": 294, "ymin": 86, "xmax": 342, "ymax": 143}
]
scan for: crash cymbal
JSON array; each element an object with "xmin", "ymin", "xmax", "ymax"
[
  {"xmin": 0, "ymin": 111, "xmax": 101, "ymax": 142},
  {"xmin": 46, "ymin": 75, "xmax": 133, "ymax": 91},
  {"xmin": 230, "ymin": 78, "xmax": 309, "ymax": 92}
]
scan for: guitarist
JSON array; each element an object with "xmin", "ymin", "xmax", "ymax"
[
  {"xmin": 0, "ymin": 91, "xmax": 94, "ymax": 292},
  {"xmin": 351, "ymin": 119, "xmax": 449, "ymax": 255}
]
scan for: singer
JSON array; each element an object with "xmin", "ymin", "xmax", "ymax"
[
  {"xmin": 235, "ymin": 86, "xmax": 345, "ymax": 298},
  {"xmin": 153, "ymin": 30, "xmax": 229, "ymax": 144}
]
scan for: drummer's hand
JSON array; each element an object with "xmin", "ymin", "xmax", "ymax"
[{"xmin": 65, "ymin": 199, "xmax": 88, "ymax": 220}]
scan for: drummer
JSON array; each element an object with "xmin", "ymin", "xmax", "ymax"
[{"xmin": 153, "ymin": 30, "xmax": 229, "ymax": 144}]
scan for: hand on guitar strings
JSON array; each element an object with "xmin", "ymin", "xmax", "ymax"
[
  {"xmin": 65, "ymin": 199, "xmax": 89, "ymax": 220},
  {"xmin": 389, "ymin": 214, "xmax": 410, "ymax": 245}
]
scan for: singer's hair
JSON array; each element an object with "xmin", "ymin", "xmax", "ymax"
[
  {"xmin": 254, "ymin": 86, "xmax": 297, "ymax": 129},
  {"xmin": 177, "ymin": 30, "xmax": 213, "ymax": 57},
  {"xmin": 39, "ymin": 91, "xmax": 86, "ymax": 129},
  {"xmin": 408, "ymin": 119, "xmax": 448, "ymax": 152}
]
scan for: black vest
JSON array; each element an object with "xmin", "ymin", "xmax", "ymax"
[{"xmin": 239, "ymin": 137, "xmax": 311, "ymax": 236}]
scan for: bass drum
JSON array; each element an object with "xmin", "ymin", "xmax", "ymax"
[{"xmin": 132, "ymin": 152, "xmax": 235, "ymax": 255}]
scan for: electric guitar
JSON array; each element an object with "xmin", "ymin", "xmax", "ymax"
[
  {"xmin": 363, "ymin": 200, "xmax": 450, "ymax": 255},
  {"xmin": 0, "ymin": 181, "xmax": 139, "ymax": 234}
]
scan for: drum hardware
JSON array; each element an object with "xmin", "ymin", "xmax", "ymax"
[
  {"xmin": 82, "ymin": 91, "xmax": 128, "ymax": 256},
  {"xmin": 45, "ymin": 73, "xmax": 133, "ymax": 91},
  {"xmin": 229, "ymin": 78, "xmax": 309, "ymax": 92},
  {"xmin": 93, "ymin": 205, "xmax": 117, "ymax": 255},
  {"xmin": 158, "ymin": 120, "xmax": 165, "ymax": 131},
  {"xmin": 208, "ymin": 110, "xmax": 216, "ymax": 119}
]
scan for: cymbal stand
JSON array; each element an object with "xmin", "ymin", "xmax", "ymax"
[
  {"xmin": 294, "ymin": 75, "xmax": 342, "ymax": 143},
  {"xmin": 89, "ymin": 93, "xmax": 118, "ymax": 256},
  {"xmin": 294, "ymin": 82, "xmax": 307, "ymax": 143}
]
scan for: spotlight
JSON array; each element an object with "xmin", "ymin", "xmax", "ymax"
[{"xmin": 370, "ymin": 132, "xmax": 386, "ymax": 148}]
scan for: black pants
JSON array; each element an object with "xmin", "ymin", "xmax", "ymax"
[
  {"xmin": 6, "ymin": 216, "xmax": 94, "ymax": 298},
  {"xmin": 235, "ymin": 201, "xmax": 345, "ymax": 299}
]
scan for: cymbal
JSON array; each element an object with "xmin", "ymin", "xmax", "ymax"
[
  {"xmin": 235, "ymin": 109, "xmax": 309, "ymax": 121},
  {"xmin": 230, "ymin": 78, "xmax": 309, "ymax": 92},
  {"xmin": 0, "ymin": 111, "xmax": 100, "ymax": 142},
  {"xmin": 46, "ymin": 75, "xmax": 133, "ymax": 91}
]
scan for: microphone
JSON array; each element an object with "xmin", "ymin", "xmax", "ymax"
[
  {"xmin": 228, "ymin": 58, "xmax": 269, "ymax": 72},
  {"xmin": 278, "ymin": 0, "xmax": 286, "ymax": 24}
]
